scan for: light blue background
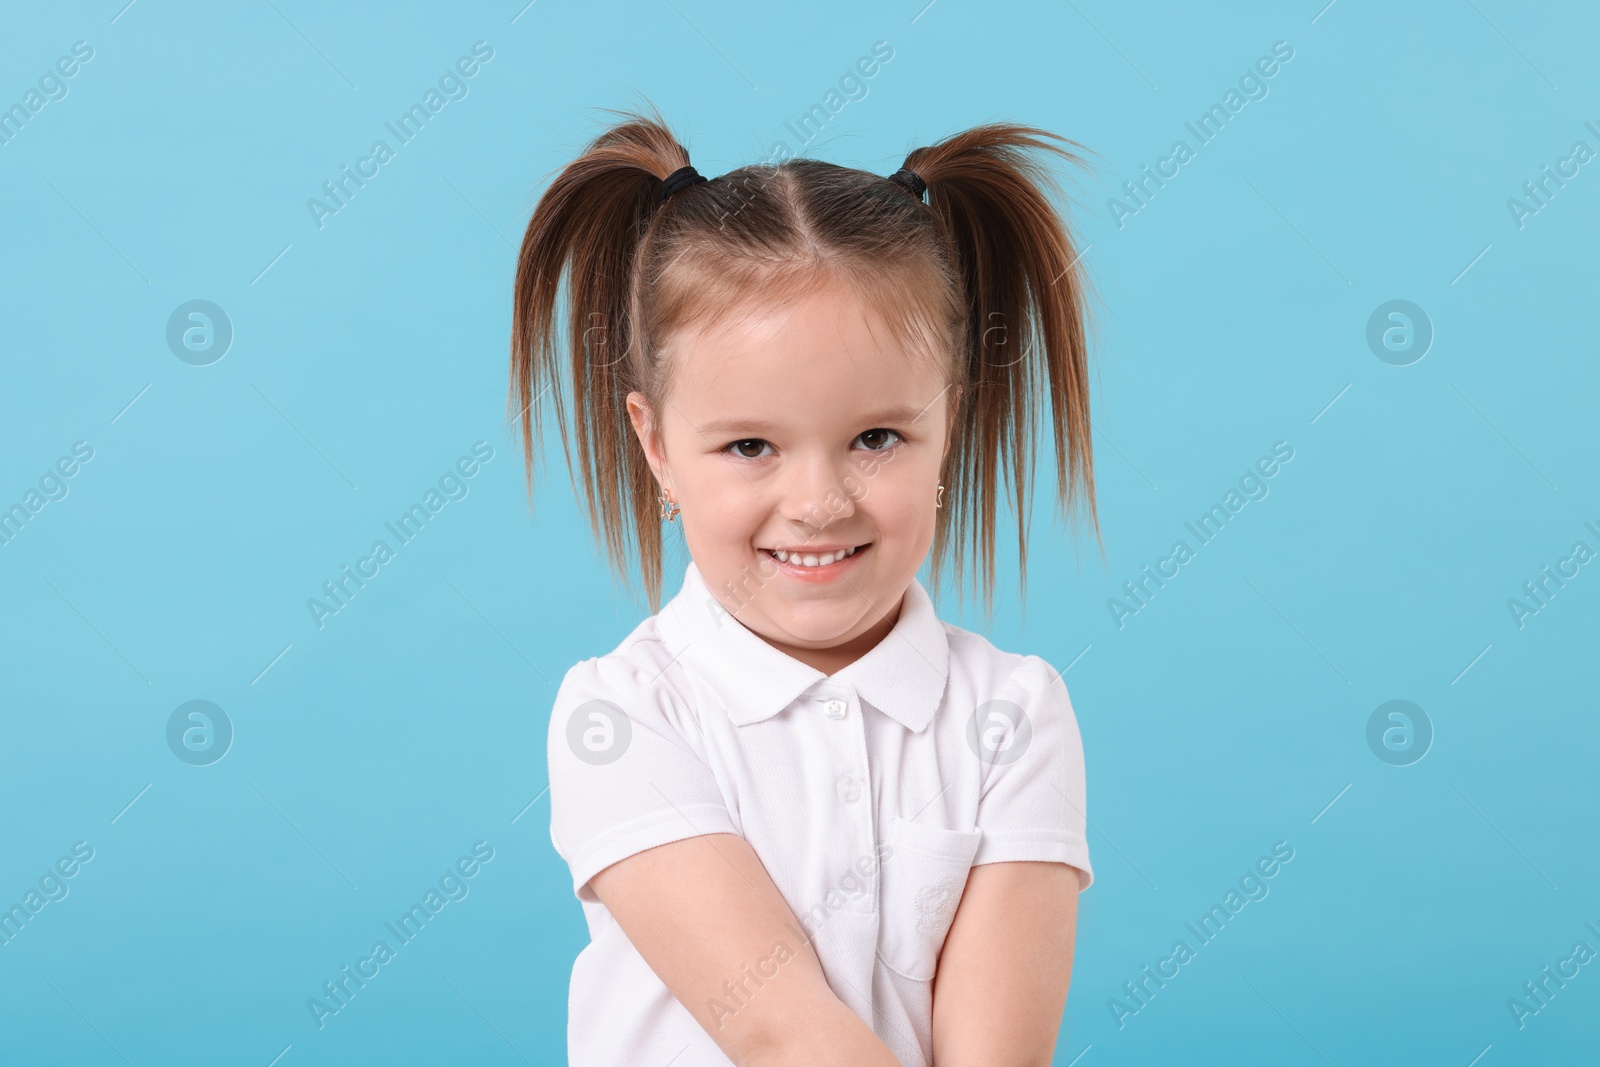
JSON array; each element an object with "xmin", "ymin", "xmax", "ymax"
[{"xmin": 2, "ymin": 0, "xmax": 1596, "ymax": 1064}]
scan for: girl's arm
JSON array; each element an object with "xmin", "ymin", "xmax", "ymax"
[
  {"xmin": 930, "ymin": 860, "xmax": 1082, "ymax": 1067},
  {"xmin": 590, "ymin": 832, "xmax": 903, "ymax": 1067}
]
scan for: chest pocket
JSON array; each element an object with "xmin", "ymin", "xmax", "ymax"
[{"xmin": 876, "ymin": 816, "xmax": 983, "ymax": 982}]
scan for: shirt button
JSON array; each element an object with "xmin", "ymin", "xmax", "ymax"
[
  {"xmin": 837, "ymin": 775, "xmax": 862, "ymax": 802},
  {"xmin": 823, "ymin": 699, "xmax": 847, "ymax": 720}
]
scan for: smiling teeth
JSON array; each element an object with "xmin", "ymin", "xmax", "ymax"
[{"xmin": 772, "ymin": 546, "xmax": 858, "ymax": 567}]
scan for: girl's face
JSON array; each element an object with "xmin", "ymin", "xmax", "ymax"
[{"xmin": 628, "ymin": 277, "xmax": 955, "ymax": 673}]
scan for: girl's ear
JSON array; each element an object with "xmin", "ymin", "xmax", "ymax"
[{"xmin": 626, "ymin": 391, "xmax": 668, "ymax": 487}]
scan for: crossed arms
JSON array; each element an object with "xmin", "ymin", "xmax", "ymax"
[{"xmin": 589, "ymin": 832, "xmax": 1080, "ymax": 1067}]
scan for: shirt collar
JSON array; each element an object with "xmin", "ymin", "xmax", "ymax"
[{"xmin": 655, "ymin": 560, "xmax": 950, "ymax": 732}]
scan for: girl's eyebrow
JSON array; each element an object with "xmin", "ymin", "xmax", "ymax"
[{"xmin": 701, "ymin": 405, "xmax": 925, "ymax": 437}]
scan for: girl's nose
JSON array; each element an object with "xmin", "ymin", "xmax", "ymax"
[{"xmin": 779, "ymin": 453, "xmax": 859, "ymax": 535}]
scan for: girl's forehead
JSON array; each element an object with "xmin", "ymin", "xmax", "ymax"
[
  {"xmin": 667, "ymin": 347, "xmax": 947, "ymax": 440},
  {"xmin": 653, "ymin": 276, "xmax": 953, "ymax": 434},
  {"xmin": 668, "ymin": 280, "xmax": 941, "ymax": 375}
]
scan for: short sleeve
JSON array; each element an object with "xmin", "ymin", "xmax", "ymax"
[
  {"xmin": 547, "ymin": 652, "xmax": 739, "ymax": 903},
  {"xmin": 968, "ymin": 654, "xmax": 1094, "ymax": 892}
]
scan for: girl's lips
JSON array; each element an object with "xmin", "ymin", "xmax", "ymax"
[{"xmin": 760, "ymin": 543, "xmax": 869, "ymax": 583}]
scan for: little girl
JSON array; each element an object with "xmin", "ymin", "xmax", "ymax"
[{"xmin": 512, "ymin": 106, "xmax": 1099, "ymax": 1067}]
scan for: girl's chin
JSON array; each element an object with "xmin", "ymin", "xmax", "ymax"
[{"xmin": 750, "ymin": 613, "xmax": 875, "ymax": 661}]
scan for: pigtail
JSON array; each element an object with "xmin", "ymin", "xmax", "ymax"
[
  {"xmin": 510, "ymin": 107, "xmax": 691, "ymax": 608},
  {"xmin": 901, "ymin": 125, "xmax": 1102, "ymax": 611}
]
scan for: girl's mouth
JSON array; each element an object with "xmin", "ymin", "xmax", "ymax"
[{"xmin": 759, "ymin": 543, "xmax": 869, "ymax": 581}]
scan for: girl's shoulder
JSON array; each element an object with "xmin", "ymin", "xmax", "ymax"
[
  {"xmin": 938, "ymin": 619, "xmax": 1072, "ymax": 708},
  {"xmin": 552, "ymin": 613, "xmax": 693, "ymax": 727}
]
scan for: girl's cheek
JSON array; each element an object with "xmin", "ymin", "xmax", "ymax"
[
  {"xmin": 839, "ymin": 469, "xmax": 869, "ymax": 500},
  {"xmin": 855, "ymin": 450, "xmax": 899, "ymax": 487},
  {"xmin": 866, "ymin": 481, "xmax": 921, "ymax": 517}
]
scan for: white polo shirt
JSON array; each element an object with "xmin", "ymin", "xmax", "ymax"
[{"xmin": 547, "ymin": 560, "xmax": 1092, "ymax": 1067}]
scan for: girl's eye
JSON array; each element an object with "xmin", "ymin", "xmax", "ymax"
[
  {"xmin": 724, "ymin": 439, "xmax": 773, "ymax": 460},
  {"xmin": 855, "ymin": 429, "xmax": 903, "ymax": 452},
  {"xmin": 721, "ymin": 432, "xmax": 901, "ymax": 459}
]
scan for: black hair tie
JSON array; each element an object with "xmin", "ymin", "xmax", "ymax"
[
  {"xmin": 661, "ymin": 165, "xmax": 708, "ymax": 202},
  {"xmin": 889, "ymin": 166, "xmax": 927, "ymax": 201}
]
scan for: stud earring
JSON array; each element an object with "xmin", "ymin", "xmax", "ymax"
[
  {"xmin": 935, "ymin": 483, "xmax": 945, "ymax": 509},
  {"xmin": 659, "ymin": 487, "xmax": 680, "ymax": 522}
]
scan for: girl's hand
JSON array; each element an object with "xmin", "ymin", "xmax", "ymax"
[
  {"xmin": 590, "ymin": 832, "xmax": 904, "ymax": 1066},
  {"xmin": 930, "ymin": 860, "xmax": 1082, "ymax": 1067}
]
